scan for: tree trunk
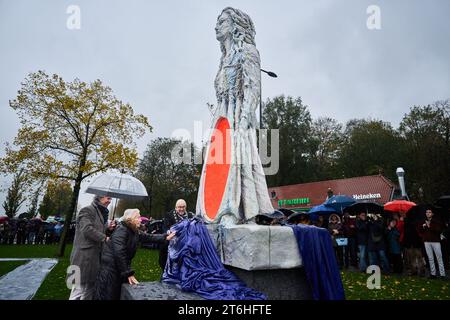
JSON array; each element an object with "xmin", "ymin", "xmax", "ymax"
[{"xmin": 57, "ymin": 175, "xmax": 82, "ymax": 257}]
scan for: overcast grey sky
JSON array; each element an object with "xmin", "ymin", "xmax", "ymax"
[{"xmin": 1, "ymin": 0, "xmax": 449, "ymax": 213}]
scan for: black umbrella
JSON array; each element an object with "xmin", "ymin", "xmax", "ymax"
[
  {"xmin": 277, "ymin": 208, "xmax": 296, "ymax": 218},
  {"xmin": 287, "ymin": 212, "xmax": 311, "ymax": 224},
  {"xmin": 343, "ymin": 201, "xmax": 384, "ymax": 215},
  {"xmin": 435, "ymin": 195, "xmax": 450, "ymax": 209},
  {"xmin": 255, "ymin": 210, "xmax": 286, "ymax": 225},
  {"xmin": 406, "ymin": 204, "xmax": 444, "ymax": 223}
]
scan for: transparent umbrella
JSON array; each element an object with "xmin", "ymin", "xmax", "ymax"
[
  {"xmin": 85, "ymin": 171, "xmax": 148, "ymax": 200},
  {"xmin": 85, "ymin": 171, "xmax": 148, "ymax": 218}
]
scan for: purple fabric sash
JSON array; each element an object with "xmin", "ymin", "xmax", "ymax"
[
  {"xmin": 290, "ymin": 224, "xmax": 346, "ymax": 300},
  {"xmin": 161, "ymin": 218, "xmax": 266, "ymax": 300}
]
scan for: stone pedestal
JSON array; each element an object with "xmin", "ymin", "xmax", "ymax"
[
  {"xmin": 121, "ymin": 224, "xmax": 312, "ymax": 300},
  {"xmin": 207, "ymin": 224, "xmax": 312, "ymax": 300},
  {"xmin": 226, "ymin": 266, "xmax": 311, "ymax": 300},
  {"xmin": 121, "ymin": 282, "xmax": 203, "ymax": 300},
  {"xmin": 206, "ymin": 224, "xmax": 302, "ymax": 270}
]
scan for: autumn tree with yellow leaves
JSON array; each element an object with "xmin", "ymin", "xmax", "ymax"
[{"xmin": 0, "ymin": 71, "xmax": 152, "ymax": 256}]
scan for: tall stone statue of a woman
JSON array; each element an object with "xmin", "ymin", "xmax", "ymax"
[{"xmin": 196, "ymin": 7, "xmax": 274, "ymax": 225}]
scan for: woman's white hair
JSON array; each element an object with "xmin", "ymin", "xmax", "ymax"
[{"xmin": 121, "ymin": 208, "xmax": 140, "ymax": 223}]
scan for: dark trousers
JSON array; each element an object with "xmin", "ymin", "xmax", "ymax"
[
  {"xmin": 388, "ymin": 253, "xmax": 403, "ymax": 273},
  {"xmin": 344, "ymin": 237, "xmax": 358, "ymax": 267},
  {"xmin": 159, "ymin": 242, "xmax": 168, "ymax": 270},
  {"xmin": 334, "ymin": 246, "xmax": 344, "ymax": 267}
]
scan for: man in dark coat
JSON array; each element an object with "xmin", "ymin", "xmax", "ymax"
[
  {"xmin": 402, "ymin": 215, "xmax": 426, "ymax": 276},
  {"xmin": 158, "ymin": 199, "xmax": 194, "ymax": 269},
  {"xmin": 356, "ymin": 212, "xmax": 369, "ymax": 272},
  {"xmin": 69, "ymin": 195, "xmax": 111, "ymax": 300},
  {"xmin": 367, "ymin": 215, "xmax": 390, "ymax": 273},
  {"xmin": 418, "ymin": 208, "xmax": 446, "ymax": 279}
]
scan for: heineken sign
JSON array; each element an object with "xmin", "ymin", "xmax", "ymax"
[
  {"xmin": 352, "ymin": 193, "xmax": 381, "ymax": 200},
  {"xmin": 278, "ymin": 198, "xmax": 310, "ymax": 207}
]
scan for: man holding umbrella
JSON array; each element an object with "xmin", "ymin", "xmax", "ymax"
[
  {"xmin": 69, "ymin": 195, "xmax": 111, "ymax": 300},
  {"xmin": 69, "ymin": 170, "xmax": 153, "ymax": 298}
]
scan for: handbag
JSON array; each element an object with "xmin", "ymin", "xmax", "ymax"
[{"xmin": 336, "ymin": 237, "xmax": 348, "ymax": 246}]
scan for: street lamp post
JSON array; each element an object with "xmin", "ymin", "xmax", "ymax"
[
  {"xmin": 396, "ymin": 167, "xmax": 408, "ymax": 200},
  {"xmin": 260, "ymin": 68, "xmax": 277, "ymax": 129}
]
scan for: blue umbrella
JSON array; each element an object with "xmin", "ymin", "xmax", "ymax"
[
  {"xmin": 309, "ymin": 204, "xmax": 338, "ymax": 215},
  {"xmin": 307, "ymin": 204, "xmax": 338, "ymax": 222},
  {"xmin": 323, "ymin": 195, "xmax": 356, "ymax": 213}
]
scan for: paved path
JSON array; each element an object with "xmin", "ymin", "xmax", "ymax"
[{"xmin": 0, "ymin": 258, "xmax": 58, "ymax": 300}]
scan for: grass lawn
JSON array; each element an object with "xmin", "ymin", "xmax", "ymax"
[
  {"xmin": 1, "ymin": 244, "xmax": 449, "ymax": 300},
  {"xmin": 341, "ymin": 270, "xmax": 450, "ymax": 300},
  {"xmin": 0, "ymin": 260, "xmax": 27, "ymax": 277}
]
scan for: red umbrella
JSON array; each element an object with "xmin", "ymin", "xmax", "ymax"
[
  {"xmin": 0, "ymin": 216, "xmax": 9, "ymax": 223},
  {"xmin": 384, "ymin": 200, "xmax": 416, "ymax": 214}
]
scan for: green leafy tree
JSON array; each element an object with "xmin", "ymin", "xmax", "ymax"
[
  {"xmin": 38, "ymin": 180, "xmax": 73, "ymax": 219},
  {"xmin": 117, "ymin": 138, "xmax": 200, "ymax": 219},
  {"xmin": 0, "ymin": 71, "xmax": 151, "ymax": 256},
  {"xmin": 263, "ymin": 95, "xmax": 314, "ymax": 186},
  {"xmin": 399, "ymin": 99, "xmax": 450, "ymax": 202},
  {"xmin": 337, "ymin": 119, "xmax": 405, "ymax": 182},
  {"xmin": 309, "ymin": 117, "xmax": 344, "ymax": 180},
  {"xmin": 27, "ymin": 179, "xmax": 46, "ymax": 219},
  {"xmin": 2, "ymin": 169, "xmax": 27, "ymax": 218}
]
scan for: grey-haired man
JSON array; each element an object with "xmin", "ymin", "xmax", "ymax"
[{"xmin": 68, "ymin": 195, "xmax": 111, "ymax": 300}]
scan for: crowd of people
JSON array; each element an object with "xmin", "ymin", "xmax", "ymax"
[
  {"xmin": 0, "ymin": 217, "xmax": 72, "ymax": 245},
  {"xmin": 2, "ymin": 195, "xmax": 449, "ymax": 300},
  {"xmin": 307, "ymin": 209, "xmax": 449, "ymax": 279}
]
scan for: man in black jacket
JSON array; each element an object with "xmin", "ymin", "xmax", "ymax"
[
  {"xmin": 356, "ymin": 212, "xmax": 369, "ymax": 272},
  {"xmin": 402, "ymin": 215, "xmax": 426, "ymax": 276},
  {"xmin": 158, "ymin": 199, "xmax": 194, "ymax": 269}
]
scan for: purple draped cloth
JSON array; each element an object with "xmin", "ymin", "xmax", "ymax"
[
  {"xmin": 161, "ymin": 218, "xmax": 266, "ymax": 300},
  {"xmin": 290, "ymin": 224, "xmax": 346, "ymax": 300}
]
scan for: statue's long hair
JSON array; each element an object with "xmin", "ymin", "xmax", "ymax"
[
  {"xmin": 218, "ymin": 7, "xmax": 256, "ymax": 53},
  {"xmin": 216, "ymin": 7, "xmax": 259, "ymax": 89},
  {"xmin": 215, "ymin": 7, "xmax": 260, "ymax": 124}
]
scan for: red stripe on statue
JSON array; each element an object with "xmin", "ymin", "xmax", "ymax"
[{"xmin": 203, "ymin": 117, "xmax": 231, "ymax": 221}]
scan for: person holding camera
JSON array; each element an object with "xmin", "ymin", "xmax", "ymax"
[
  {"xmin": 387, "ymin": 219, "xmax": 403, "ymax": 273},
  {"xmin": 419, "ymin": 208, "xmax": 446, "ymax": 279},
  {"xmin": 328, "ymin": 214, "xmax": 344, "ymax": 268}
]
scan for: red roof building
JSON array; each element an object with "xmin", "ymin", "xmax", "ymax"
[{"xmin": 268, "ymin": 175, "xmax": 398, "ymax": 212}]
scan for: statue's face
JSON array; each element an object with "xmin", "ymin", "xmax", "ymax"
[{"xmin": 215, "ymin": 13, "xmax": 232, "ymax": 41}]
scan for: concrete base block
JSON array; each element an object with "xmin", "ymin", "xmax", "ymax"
[
  {"xmin": 206, "ymin": 224, "xmax": 302, "ymax": 270},
  {"xmin": 226, "ymin": 266, "xmax": 312, "ymax": 300}
]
